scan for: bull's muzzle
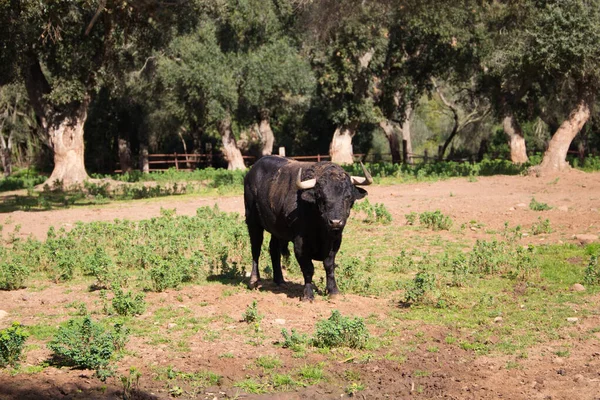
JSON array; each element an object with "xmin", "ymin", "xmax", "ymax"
[{"xmin": 328, "ymin": 219, "xmax": 344, "ymax": 230}]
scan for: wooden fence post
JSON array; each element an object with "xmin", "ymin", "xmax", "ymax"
[
  {"xmin": 402, "ymin": 140, "xmax": 408, "ymax": 164},
  {"xmin": 279, "ymin": 147, "xmax": 286, "ymax": 157},
  {"xmin": 424, "ymin": 149, "xmax": 428, "ymax": 163},
  {"xmin": 174, "ymin": 152, "xmax": 179, "ymax": 170}
]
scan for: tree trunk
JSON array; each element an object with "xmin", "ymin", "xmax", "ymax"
[
  {"xmin": 258, "ymin": 116, "xmax": 275, "ymax": 156},
  {"xmin": 537, "ymin": 100, "xmax": 590, "ymax": 174},
  {"xmin": 45, "ymin": 102, "xmax": 90, "ymax": 186},
  {"xmin": 379, "ymin": 121, "xmax": 401, "ymax": 164},
  {"xmin": 502, "ymin": 114, "xmax": 528, "ymax": 164},
  {"xmin": 399, "ymin": 106, "xmax": 413, "ymax": 164},
  {"xmin": 330, "ymin": 122, "xmax": 358, "ymax": 165},
  {"xmin": 140, "ymin": 144, "xmax": 149, "ymax": 173},
  {"xmin": 438, "ymin": 111, "xmax": 459, "ymax": 161},
  {"xmin": 217, "ymin": 115, "xmax": 246, "ymax": 170},
  {"xmin": 118, "ymin": 138, "xmax": 133, "ymax": 172},
  {"xmin": 1, "ymin": 148, "xmax": 11, "ymax": 177},
  {"xmin": 23, "ymin": 57, "xmax": 90, "ymax": 186}
]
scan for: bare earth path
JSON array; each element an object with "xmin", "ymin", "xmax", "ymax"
[{"xmin": 1, "ymin": 171, "xmax": 600, "ymax": 400}]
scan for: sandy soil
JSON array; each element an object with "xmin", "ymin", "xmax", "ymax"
[{"xmin": 1, "ymin": 171, "xmax": 600, "ymax": 400}]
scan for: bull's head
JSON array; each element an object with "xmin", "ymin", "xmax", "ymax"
[{"xmin": 296, "ymin": 163, "xmax": 372, "ymax": 231}]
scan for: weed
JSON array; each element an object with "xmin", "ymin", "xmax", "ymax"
[
  {"xmin": 405, "ymin": 212, "xmax": 418, "ymax": 225},
  {"xmin": 111, "ymin": 287, "xmax": 146, "ymax": 316},
  {"xmin": 531, "ymin": 217, "xmax": 552, "ymax": 235},
  {"xmin": 529, "ymin": 198, "xmax": 552, "ymax": 211},
  {"xmin": 402, "ymin": 270, "xmax": 437, "ymax": 305},
  {"xmin": 120, "ymin": 367, "xmax": 142, "ymax": 400},
  {"xmin": 584, "ymin": 255, "xmax": 600, "ymax": 285},
  {"xmin": 47, "ymin": 316, "xmax": 129, "ymax": 380},
  {"xmin": 313, "ymin": 310, "xmax": 370, "ymax": 349},
  {"xmin": 297, "ymin": 363, "xmax": 325, "ymax": 384},
  {"xmin": 0, "ymin": 259, "xmax": 29, "ymax": 290},
  {"xmin": 353, "ymin": 198, "xmax": 392, "ymax": 224},
  {"xmin": 242, "ymin": 300, "xmax": 262, "ymax": 324},
  {"xmin": 346, "ymin": 382, "xmax": 365, "ymax": 396},
  {"xmin": 255, "ymin": 355, "xmax": 281, "ymax": 370},
  {"xmin": 0, "ymin": 322, "xmax": 29, "ymax": 368},
  {"xmin": 280, "ymin": 328, "xmax": 309, "ymax": 353},
  {"xmin": 419, "ymin": 210, "xmax": 453, "ymax": 231},
  {"xmin": 234, "ymin": 378, "xmax": 268, "ymax": 394}
]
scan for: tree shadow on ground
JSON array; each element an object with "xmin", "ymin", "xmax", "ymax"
[{"xmin": 0, "ymin": 374, "xmax": 160, "ymax": 400}]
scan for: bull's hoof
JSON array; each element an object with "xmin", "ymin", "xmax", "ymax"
[
  {"xmin": 301, "ymin": 295, "xmax": 314, "ymax": 303},
  {"xmin": 328, "ymin": 292, "xmax": 340, "ymax": 301},
  {"xmin": 248, "ymin": 278, "xmax": 261, "ymax": 289}
]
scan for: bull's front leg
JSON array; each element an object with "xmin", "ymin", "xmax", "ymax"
[
  {"xmin": 324, "ymin": 252, "xmax": 340, "ymax": 297},
  {"xmin": 294, "ymin": 253, "xmax": 315, "ymax": 301}
]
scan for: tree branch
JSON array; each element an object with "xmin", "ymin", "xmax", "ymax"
[{"xmin": 85, "ymin": 0, "xmax": 107, "ymax": 36}]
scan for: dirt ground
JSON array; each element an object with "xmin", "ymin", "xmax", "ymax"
[{"xmin": 1, "ymin": 171, "xmax": 600, "ymax": 400}]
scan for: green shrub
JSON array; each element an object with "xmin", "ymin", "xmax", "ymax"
[
  {"xmin": 583, "ymin": 255, "xmax": 600, "ymax": 285},
  {"xmin": 111, "ymin": 287, "xmax": 146, "ymax": 316},
  {"xmin": 353, "ymin": 199, "xmax": 392, "ymax": 224},
  {"xmin": 531, "ymin": 217, "xmax": 552, "ymax": 235},
  {"xmin": 529, "ymin": 198, "xmax": 552, "ymax": 211},
  {"xmin": 242, "ymin": 300, "xmax": 262, "ymax": 323},
  {"xmin": 419, "ymin": 210, "xmax": 453, "ymax": 231},
  {"xmin": 84, "ymin": 247, "xmax": 115, "ymax": 289},
  {"xmin": 402, "ymin": 270, "xmax": 437, "ymax": 305},
  {"xmin": 0, "ymin": 259, "xmax": 29, "ymax": 290},
  {"xmin": 0, "ymin": 322, "xmax": 29, "ymax": 368},
  {"xmin": 312, "ymin": 310, "xmax": 369, "ymax": 349},
  {"xmin": 48, "ymin": 316, "xmax": 129, "ymax": 380},
  {"xmin": 280, "ymin": 328, "xmax": 309, "ymax": 353}
]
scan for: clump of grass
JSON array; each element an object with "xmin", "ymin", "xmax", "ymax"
[
  {"xmin": 242, "ymin": 300, "xmax": 263, "ymax": 324},
  {"xmin": 0, "ymin": 322, "xmax": 29, "ymax": 368},
  {"xmin": 353, "ymin": 198, "xmax": 392, "ymax": 224},
  {"xmin": 531, "ymin": 217, "xmax": 552, "ymax": 235},
  {"xmin": 529, "ymin": 198, "xmax": 552, "ymax": 211},
  {"xmin": 312, "ymin": 310, "xmax": 369, "ymax": 349},
  {"xmin": 419, "ymin": 210, "xmax": 453, "ymax": 231}
]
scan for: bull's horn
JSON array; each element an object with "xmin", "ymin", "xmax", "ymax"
[
  {"xmin": 350, "ymin": 162, "xmax": 373, "ymax": 186},
  {"xmin": 296, "ymin": 168, "xmax": 316, "ymax": 190}
]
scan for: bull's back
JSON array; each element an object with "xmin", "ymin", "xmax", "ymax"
[{"xmin": 244, "ymin": 156, "xmax": 310, "ymax": 238}]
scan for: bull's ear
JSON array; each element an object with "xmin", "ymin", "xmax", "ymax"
[
  {"xmin": 353, "ymin": 187, "xmax": 367, "ymax": 200},
  {"xmin": 300, "ymin": 189, "xmax": 317, "ymax": 203}
]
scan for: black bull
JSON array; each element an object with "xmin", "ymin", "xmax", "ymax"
[{"xmin": 243, "ymin": 155, "xmax": 372, "ymax": 301}]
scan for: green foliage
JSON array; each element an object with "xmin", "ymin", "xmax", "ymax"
[
  {"xmin": 529, "ymin": 198, "xmax": 552, "ymax": 211},
  {"xmin": 312, "ymin": 310, "xmax": 369, "ymax": 349},
  {"xmin": 419, "ymin": 210, "xmax": 453, "ymax": 231},
  {"xmin": 48, "ymin": 316, "xmax": 129, "ymax": 380},
  {"xmin": 0, "ymin": 322, "xmax": 29, "ymax": 368},
  {"xmin": 242, "ymin": 300, "xmax": 262, "ymax": 324},
  {"xmin": 0, "ymin": 257, "xmax": 29, "ymax": 290},
  {"xmin": 583, "ymin": 255, "xmax": 600, "ymax": 286},
  {"xmin": 111, "ymin": 287, "xmax": 146, "ymax": 317},
  {"xmin": 531, "ymin": 218, "xmax": 552, "ymax": 235},
  {"xmin": 352, "ymin": 198, "xmax": 392, "ymax": 224},
  {"xmin": 402, "ymin": 270, "xmax": 438, "ymax": 305},
  {"xmin": 280, "ymin": 329, "xmax": 309, "ymax": 353}
]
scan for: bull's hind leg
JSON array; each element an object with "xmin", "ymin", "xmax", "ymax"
[
  {"xmin": 269, "ymin": 237, "xmax": 285, "ymax": 285},
  {"xmin": 247, "ymin": 222, "xmax": 264, "ymax": 288}
]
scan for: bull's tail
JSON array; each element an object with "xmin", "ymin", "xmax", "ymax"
[{"xmin": 281, "ymin": 242, "xmax": 291, "ymax": 258}]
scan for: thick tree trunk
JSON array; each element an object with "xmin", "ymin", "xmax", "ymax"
[
  {"xmin": 330, "ymin": 122, "xmax": 358, "ymax": 165},
  {"xmin": 217, "ymin": 115, "xmax": 246, "ymax": 170},
  {"xmin": 118, "ymin": 138, "xmax": 132, "ymax": 172},
  {"xmin": 45, "ymin": 102, "xmax": 90, "ymax": 186},
  {"xmin": 502, "ymin": 114, "xmax": 528, "ymax": 164},
  {"xmin": 379, "ymin": 121, "xmax": 401, "ymax": 164},
  {"xmin": 538, "ymin": 100, "xmax": 590, "ymax": 174},
  {"xmin": 258, "ymin": 116, "xmax": 275, "ymax": 156}
]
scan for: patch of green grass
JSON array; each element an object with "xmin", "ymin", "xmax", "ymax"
[
  {"xmin": 297, "ymin": 363, "xmax": 325, "ymax": 385},
  {"xmin": 529, "ymin": 198, "xmax": 552, "ymax": 211},
  {"xmin": 234, "ymin": 378, "xmax": 268, "ymax": 394},
  {"xmin": 255, "ymin": 355, "xmax": 282, "ymax": 370}
]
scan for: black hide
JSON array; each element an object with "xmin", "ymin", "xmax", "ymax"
[{"xmin": 243, "ymin": 155, "xmax": 368, "ymax": 300}]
